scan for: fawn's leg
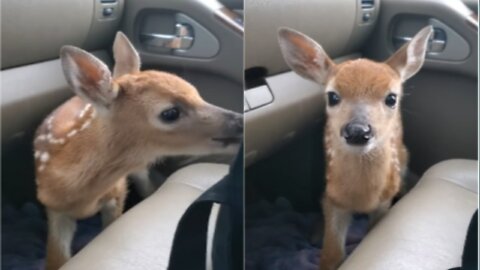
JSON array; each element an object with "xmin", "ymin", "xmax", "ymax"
[
  {"xmin": 368, "ymin": 200, "xmax": 391, "ymax": 231},
  {"xmin": 45, "ymin": 209, "xmax": 77, "ymax": 270},
  {"xmin": 129, "ymin": 168, "xmax": 156, "ymax": 198},
  {"xmin": 101, "ymin": 177, "xmax": 128, "ymax": 228},
  {"xmin": 319, "ymin": 197, "xmax": 351, "ymax": 270}
]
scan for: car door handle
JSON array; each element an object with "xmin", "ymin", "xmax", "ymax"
[
  {"xmin": 393, "ymin": 27, "xmax": 446, "ymax": 53},
  {"xmin": 141, "ymin": 23, "xmax": 194, "ymax": 50}
]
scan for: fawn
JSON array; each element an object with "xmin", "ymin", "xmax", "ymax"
[
  {"xmin": 278, "ymin": 26, "xmax": 433, "ymax": 270},
  {"xmin": 34, "ymin": 32, "xmax": 242, "ymax": 270}
]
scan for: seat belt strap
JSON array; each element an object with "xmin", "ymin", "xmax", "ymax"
[{"xmin": 168, "ymin": 145, "xmax": 243, "ymax": 270}]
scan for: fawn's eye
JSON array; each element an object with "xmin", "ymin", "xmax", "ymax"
[
  {"xmin": 385, "ymin": 93, "xmax": 397, "ymax": 108},
  {"xmin": 327, "ymin": 92, "xmax": 341, "ymax": 107},
  {"xmin": 160, "ymin": 107, "xmax": 181, "ymax": 123}
]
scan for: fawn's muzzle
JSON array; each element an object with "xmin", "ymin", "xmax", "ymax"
[
  {"xmin": 226, "ymin": 112, "xmax": 243, "ymax": 135},
  {"xmin": 341, "ymin": 122, "xmax": 373, "ymax": 146},
  {"xmin": 212, "ymin": 112, "xmax": 243, "ymax": 146}
]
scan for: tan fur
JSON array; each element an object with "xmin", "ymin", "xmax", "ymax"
[
  {"xmin": 334, "ymin": 60, "xmax": 400, "ymax": 98},
  {"xmin": 35, "ymin": 33, "xmax": 241, "ymax": 269}
]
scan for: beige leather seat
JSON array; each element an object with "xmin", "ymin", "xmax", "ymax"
[
  {"xmin": 340, "ymin": 159, "xmax": 478, "ymax": 270},
  {"xmin": 62, "ymin": 163, "xmax": 228, "ymax": 270}
]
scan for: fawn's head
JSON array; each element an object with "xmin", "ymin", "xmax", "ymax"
[
  {"xmin": 60, "ymin": 32, "xmax": 242, "ymax": 156},
  {"xmin": 278, "ymin": 26, "xmax": 432, "ymax": 153}
]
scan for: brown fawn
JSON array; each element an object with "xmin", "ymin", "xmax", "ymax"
[
  {"xmin": 278, "ymin": 26, "xmax": 433, "ymax": 270},
  {"xmin": 34, "ymin": 32, "xmax": 242, "ymax": 270}
]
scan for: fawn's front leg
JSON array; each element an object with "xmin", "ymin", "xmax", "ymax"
[
  {"xmin": 45, "ymin": 209, "xmax": 77, "ymax": 270},
  {"xmin": 319, "ymin": 196, "xmax": 351, "ymax": 270},
  {"xmin": 101, "ymin": 177, "xmax": 128, "ymax": 228},
  {"xmin": 129, "ymin": 168, "xmax": 157, "ymax": 198}
]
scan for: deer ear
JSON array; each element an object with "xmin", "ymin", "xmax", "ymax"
[
  {"xmin": 113, "ymin": 32, "xmax": 141, "ymax": 78},
  {"xmin": 60, "ymin": 46, "xmax": 117, "ymax": 110},
  {"xmin": 386, "ymin": 26, "xmax": 433, "ymax": 81},
  {"xmin": 278, "ymin": 27, "xmax": 335, "ymax": 85}
]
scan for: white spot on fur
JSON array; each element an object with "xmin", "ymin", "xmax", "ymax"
[
  {"xmin": 34, "ymin": 103, "xmax": 100, "ymax": 174},
  {"xmin": 80, "ymin": 120, "xmax": 92, "ymax": 131},
  {"xmin": 46, "ymin": 116, "xmax": 54, "ymax": 130},
  {"xmin": 35, "ymin": 135, "xmax": 47, "ymax": 141},
  {"xmin": 40, "ymin": 152, "xmax": 50, "ymax": 163},
  {"xmin": 79, "ymin": 104, "xmax": 92, "ymax": 118},
  {"xmin": 67, "ymin": 130, "xmax": 78, "ymax": 138},
  {"xmin": 39, "ymin": 103, "xmax": 96, "ymax": 147},
  {"xmin": 45, "ymin": 133, "xmax": 65, "ymax": 144},
  {"xmin": 49, "ymin": 137, "xmax": 65, "ymax": 144},
  {"xmin": 327, "ymin": 149, "xmax": 335, "ymax": 158}
]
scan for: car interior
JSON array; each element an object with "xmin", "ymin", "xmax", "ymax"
[
  {"xmin": 2, "ymin": 0, "xmax": 479, "ymax": 269},
  {"xmin": 244, "ymin": 0, "xmax": 478, "ymax": 269},
  {"xmin": 1, "ymin": 0, "xmax": 243, "ymax": 269}
]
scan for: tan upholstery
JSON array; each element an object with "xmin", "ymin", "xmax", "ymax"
[
  {"xmin": 340, "ymin": 159, "xmax": 478, "ymax": 270},
  {"xmin": 62, "ymin": 163, "xmax": 228, "ymax": 270}
]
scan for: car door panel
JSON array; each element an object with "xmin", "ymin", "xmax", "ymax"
[
  {"xmin": 364, "ymin": 0, "xmax": 477, "ymax": 77},
  {"xmin": 1, "ymin": 0, "xmax": 123, "ymax": 69},
  {"xmin": 121, "ymin": 0, "xmax": 244, "ymax": 112},
  {"xmin": 363, "ymin": 0, "xmax": 478, "ymax": 175}
]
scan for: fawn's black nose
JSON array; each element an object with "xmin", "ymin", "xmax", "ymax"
[
  {"xmin": 226, "ymin": 112, "xmax": 243, "ymax": 134},
  {"xmin": 341, "ymin": 122, "xmax": 373, "ymax": 145}
]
